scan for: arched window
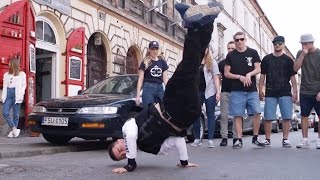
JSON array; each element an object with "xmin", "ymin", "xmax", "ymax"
[{"xmin": 36, "ymin": 20, "xmax": 56, "ymax": 44}]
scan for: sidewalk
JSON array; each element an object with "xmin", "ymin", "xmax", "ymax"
[{"xmin": 0, "ymin": 134, "xmax": 108, "ymax": 159}]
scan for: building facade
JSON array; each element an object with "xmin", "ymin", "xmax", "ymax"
[{"xmin": 0, "ymin": 0, "xmax": 193, "ymax": 134}]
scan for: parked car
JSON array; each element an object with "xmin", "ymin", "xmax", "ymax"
[
  {"xmin": 186, "ymin": 104, "xmax": 255, "ymax": 142},
  {"xmin": 28, "ymin": 75, "xmax": 143, "ymax": 145}
]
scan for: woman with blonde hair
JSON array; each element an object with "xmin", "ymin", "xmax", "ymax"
[
  {"xmin": 136, "ymin": 41, "xmax": 169, "ymax": 107},
  {"xmin": 2, "ymin": 58, "xmax": 26, "ymax": 138},
  {"xmin": 191, "ymin": 48, "xmax": 221, "ymax": 148}
]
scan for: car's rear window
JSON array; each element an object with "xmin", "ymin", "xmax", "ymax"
[{"xmin": 82, "ymin": 76, "xmax": 138, "ymax": 95}]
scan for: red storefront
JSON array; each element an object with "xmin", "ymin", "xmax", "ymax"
[{"xmin": 0, "ymin": 0, "xmax": 85, "ymax": 134}]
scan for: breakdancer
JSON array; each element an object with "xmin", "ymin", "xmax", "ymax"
[{"xmin": 108, "ymin": 2, "xmax": 224, "ymax": 173}]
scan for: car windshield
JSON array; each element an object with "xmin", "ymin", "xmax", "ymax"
[{"xmin": 82, "ymin": 75, "xmax": 138, "ymax": 95}]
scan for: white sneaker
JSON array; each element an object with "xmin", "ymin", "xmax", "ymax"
[
  {"xmin": 296, "ymin": 138, "xmax": 310, "ymax": 149},
  {"xmin": 13, "ymin": 129, "xmax": 20, "ymax": 138},
  {"xmin": 316, "ymin": 139, "xmax": 320, "ymax": 149},
  {"xmin": 191, "ymin": 139, "xmax": 201, "ymax": 147},
  {"xmin": 7, "ymin": 130, "xmax": 14, "ymax": 138},
  {"xmin": 208, "ymin": 140, "xmax": 215, "ymax": 148}
]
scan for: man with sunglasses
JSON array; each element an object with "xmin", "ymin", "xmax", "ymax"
[
  {"xmin": 224, "ymin": 32, "xmax": 265, "ymax": 148},
  {"xmin": 258, "ymin": 36, "xmax": 298, "ymax": 148},
  {"xmin": 294, "ymin": 34, "xmax": 320, "ymax": 149}
]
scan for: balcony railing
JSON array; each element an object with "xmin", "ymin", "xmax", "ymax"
[{"xmin": 91, "ymin": 0, "xmax": 186, "ymax": 43}]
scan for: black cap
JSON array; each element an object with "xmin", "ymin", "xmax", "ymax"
[
  {"xmin": 149, "ymin": 41, "xmax": 159, "ymax": 49},
  {"xmin": 272, "ymin": 36, "xmax": 285, "ymax": 43}
]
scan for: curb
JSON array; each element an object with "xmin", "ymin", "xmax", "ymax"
[{"xmin": 0, "ymin": 141, "xmax": 109, "ymax": 159}]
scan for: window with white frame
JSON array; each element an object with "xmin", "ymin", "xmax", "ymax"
[
  {"xmin": 253, "ymin": 22, "xmax": 257, "ymax": 40},
  {"xmin": 154, "ymin": 0, "xmax": 167, "ymax": 15},
  {"xmin": 244, "ymin": 10, "xmax": 248, "ymax": 30},
  {"xmin": 232, "ymin": 0, "xmax": 237, "ymax": 19}
]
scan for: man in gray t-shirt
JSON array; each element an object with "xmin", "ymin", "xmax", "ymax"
[{"xmin": 294, "ymin": 33, "xmax": 320, "ymax": 149}]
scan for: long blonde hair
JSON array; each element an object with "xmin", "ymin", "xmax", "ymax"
[
  {"xmin": 203, "ymin": 48, "xmax": 213, "ymax": 72},
  {"xmin": 143, "ymin": 51, "xmax": 151, "ymax": 70},
  {"xmin": 9, "ymin": 58, "xmax": 20, "ymax": 76}
]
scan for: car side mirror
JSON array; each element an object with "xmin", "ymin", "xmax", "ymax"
[{"xmin": 77, "ymin": 90, "xmax": 83, "ymax": 95}]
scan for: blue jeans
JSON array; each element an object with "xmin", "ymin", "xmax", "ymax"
[
  {"xmin": 142, "ymin": 82, "xmax": 164, "ymax": 107},
  {"xmin": 3, "ymin": 88, "xmax": 21, "ymax": 128},
  {"xmin": 193, "ymin": 91, "xmax": 217, "ymax": 140}
]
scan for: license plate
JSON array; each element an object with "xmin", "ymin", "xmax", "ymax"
[{"xmin": 41, "ymin": 117, "xmax": 69, "ymax": 126}]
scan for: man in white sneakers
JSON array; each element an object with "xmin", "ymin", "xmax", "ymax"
[{"xmin": 294, "ymin": 34, "xmax": 320, "ymax": 149}]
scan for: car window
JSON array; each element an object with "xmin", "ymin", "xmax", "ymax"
[{"xmin": 82, "ymin": 76, "xmax": 138, "ymax": 95}]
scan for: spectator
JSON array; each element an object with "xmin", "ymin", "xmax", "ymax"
[
  {"xmin": 191, "ymin": 48, "xmax": 220, "ymax": 148},
  {"xmin": 294, "ymin": 34, "xmax": 320, "ymax": 149},
  {"xmin": 2, "ymin": 58, "xmax": 26, "ymax": 138},
  {"xmin": 259, "ymin": 36, "xmax": 298, "ymax": 148},
  {"xmin": 136, "ymin": 41, "xmax": 169, "ymax": 107},
  {"xmin": 224, "ymin": 32, "xmax": 265, "ymax": 148},
  {"xmin": 218, "ymin": 41, "xmax": 235, "ymax": 146}
]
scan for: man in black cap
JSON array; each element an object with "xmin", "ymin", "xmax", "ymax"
[
  {"xmin": 108, "ymin": 1, "xmax": 224, "ymax": 173},
  {"xmin": 258, "ymin": 35, "xmax": 298, "ymax": 147}
]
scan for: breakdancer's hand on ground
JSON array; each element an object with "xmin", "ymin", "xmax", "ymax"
[
  {"xmin": 177, "ymin": 162, "xmax": 199, "ymax": 168},
  {"xmin": 112, "ymin": 167, "xmax": 128, "ymax": 173}
]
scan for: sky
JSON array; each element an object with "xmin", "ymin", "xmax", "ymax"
[{"xmin": 257, "ymin": 0, "xmax": 320, "ymax": 56}]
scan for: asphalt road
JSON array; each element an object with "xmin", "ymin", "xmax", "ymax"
[{"xmin": 0, "ymin": 129, "xmax": 319, "ymax": 180}]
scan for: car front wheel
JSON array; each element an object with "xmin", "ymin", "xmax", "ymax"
[{"xmin": 42, "ymin": 134, "xmax": 73, "ymax": 145}]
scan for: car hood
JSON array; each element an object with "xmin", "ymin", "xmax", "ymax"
[{"xmin": 36, "ymin": 94, "xmax": 134, "ymax": 108}]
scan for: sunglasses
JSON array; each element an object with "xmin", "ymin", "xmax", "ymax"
[
  {"xmin": 227, "ymin": 48, "xmax": 235, "ymax": 50},
  {"xmin": 273, "ymin": 42, "xmax": 284, "ymax": 46},
  {"xmin": 9, "ymin": 77, "xmax": 12, "ymax": 84},
  {"xmin": 234, "ymin": 38, "xmax": 245, "ymax": 42}
]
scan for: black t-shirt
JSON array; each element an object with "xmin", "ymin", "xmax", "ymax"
[
  {"xmin": 261, "ymin": 53, "xmax": 296, "ymax": 97},
  {"xmin": 198, "ymin": 64, "xmax": 206, "ymax": 92},
  {"xmin": 218, "ymin": 59, "xmax": 232, "ymax": 92},
  {"xmin": 225, "ymin": 48, "xmax": 261, "ymax": 91},
  {"xmin": 139, "ymin": 58, "xmax": 169, "ymax": 84}
]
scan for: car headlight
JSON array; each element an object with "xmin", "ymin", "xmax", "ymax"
[
  {"xmin": 78, "ymin": 106, "xmax": 118, "ymax": 114},
  {"xmin": 32, "ymin": 106, "xmax": 46, "ymax": 113}
]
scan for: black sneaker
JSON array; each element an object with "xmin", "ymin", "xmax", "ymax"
[
  {"xmin": 220, "ymin": 138, "xmax": 228, "ymax": 146},
  {"xmin": 232, "ymin": 139, "xmax": 243, "ymax": 149},
  {"xmin": 252, "ymin": 138, "xmax": 265, "ymax": 148}
]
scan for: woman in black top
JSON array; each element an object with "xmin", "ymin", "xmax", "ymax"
[{"xmin": 136, "ymin": 41, "xmax": 169, "ymax": 107}]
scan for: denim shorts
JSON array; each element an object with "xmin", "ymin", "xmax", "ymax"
[
  {"xmin": 300, "ymin": 94, "xmax": 320, "ymax": 117},
  {"xmin": 264, "ymin": 96, "xmax": 292, "ymax": 120},
  {"xmin": 229, "ymin": 91, "xmax": 261, "ymax": 116}
]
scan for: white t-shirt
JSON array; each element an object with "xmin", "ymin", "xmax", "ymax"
[{"xmin": 122, "ymin": 118, "xmax": 188, "ymax": 161}]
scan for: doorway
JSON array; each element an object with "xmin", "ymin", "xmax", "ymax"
[
  {"xmin": 35, "ymin": 49, "xmax": 53, "ymax": 103},
  {"xmin": 86, "ymin": 33, "xmax": 107, "ymax": 88}
]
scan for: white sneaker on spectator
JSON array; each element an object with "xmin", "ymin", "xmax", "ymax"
[
  {"xmin": 296, "ymin": 138, "xmax": 310, "ymax": 149},
  {"xmin": 207, "ymin": 140, "xmax": 214, "ymax": 148},
  {"xmin": 13, "ymin": 129, "xmax": 20, "ymax": 138},
  {"xmin": 316, "ymin": 139, "xmax": 320, "ymax": 149},
  {"xmin": 191, "ymin": 139, "xmax": 201, "ymax": 147},
  {"xmin": 7, "ymin": 130, "xmax": 14, "ymax": 138}
]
